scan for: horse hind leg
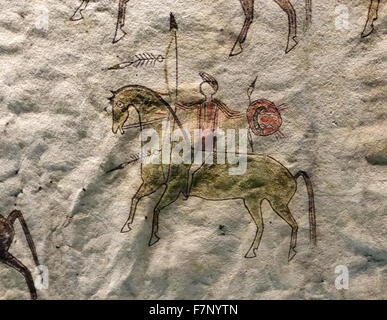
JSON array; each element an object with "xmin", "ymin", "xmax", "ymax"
[
  {"xmin": 121, "ymin": 194, "xmax": 139, "ymax": 233},
  {"xmin": 243, "ymin": 198, "xmax": 264, "ymax": 258},
  {"xmin": 273, "ymin": 0, "xmax": 298, "ymax": 53},
  {"xmin": 0, "ymin": 253, "xmax": 37, "ymax": 300},
  {"xmin": 269, "ymin": 201, "xmax": 298, "ymax": 261},
  {"xmin": 70, "ymin": 0, "xmax": 90, "ymax": 21},
  {"xmin": 304, "ymin": 0, "xmax": 312, "ymax": 31},
  {"xmin": 113, "ymin": 0, "xmax": 130, "ymax": 44},
  {"xmin": 230, "ymin": 0, "xmax": 255, "ymax": 56},
  {"xmin": 362, "ymin": 0, "xmax": 380, "ymax": 38}
]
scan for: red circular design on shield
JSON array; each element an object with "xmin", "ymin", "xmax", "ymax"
[{"xmin": 247, "ymin": 99, "xmax": 282, "ymax": 136}]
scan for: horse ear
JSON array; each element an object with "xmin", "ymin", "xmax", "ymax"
[
  {"xmin": 107, "ymin": 90, "xmax": 116, "ymax": 102},
  {"xmin": 104, "ymin": 105, "xmax": 113, "ymax": 114}
]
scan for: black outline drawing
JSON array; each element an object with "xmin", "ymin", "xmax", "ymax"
[
  {"xmin": 231, "ymin": 0, "xmax": 312, "ymax": 56},
  {"xmin": 0, "ymin": 210, "xmax": 40, "ymax": 300},
  {"xmin": 69, "ymin": 0, "xmax": 89, "ymax": 21},
  {"xmin": 107, "ymin": 85, "xmax": 317, "ymax": 261},
  {"xmin": 70, "ymin": 1, "xmax": 312, "ymax": 54},
  {"xmin": 361, "ymin": 0, "xmax": 381, "ymax": 38},
  {"xmin": 70, "ymin": 0, "xmax": 131, "ymax": 44},
  {"xmin": 107, "ymin": 53, "xmax": 165, "ymax": 70}
]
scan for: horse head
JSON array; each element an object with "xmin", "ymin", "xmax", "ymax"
[
  {"xmin": 109, "ymin": 85, "xmax": 186, "ymax": 136},
  {"xmin": 109, "ymin": 89, "xmax": 131, "ymax": 135}
]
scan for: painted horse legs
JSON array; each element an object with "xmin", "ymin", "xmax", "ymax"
[
  {"xmin": 304, "ymin": 0, "xmax": 312, "ymax": 31},
  {"xmin": 0, "ymin": 253, "xmax": 37, "ymax": 300},
  {"xmin": 113, "ymin": 0, "xmax": 131, "ymax": 43},
  {"xmin": 230, "ymin": 0, "xmax": 255, "ymax": 56},
  {"xmin": 120, "ymin": 182, "xmax": 164, "ymax": 233},
  {"xmin": 243, "ymin": 198, "xmax": 264, "ymax": 258},
  {"xmin": 72, "ymin": 0, "xmax": 311, "ymax": 52},
  {"xmin": 71, "ymin": 0, "xmax": 129, "ymax": 43},
  {"xmin": 274, "ymin": 0, "xmax": 298, "ymax": 53},
  {"xmin": 231, "ymin": 0, "xmax": 303, "ymax": 56},
  {"xmin": 0, "ymin": 210, "xmax": 40, "ymax": 300},
  {"xmin": 269, "ymin": 202, "xmax": 298, "ymax": 261},
  {"xmin": 362, "ymin": 0, "xmax": 381, "ymax": 38},
  {"xmin": 70, "ymin": 0, "xmax": 90, "ymax": 21}
]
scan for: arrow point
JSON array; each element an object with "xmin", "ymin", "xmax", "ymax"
[
  {"xmin": 170, "ymin": 12, "xmax": 178, "ymax": 31},
  {"xmin": 250, "ymin": 76, "xmax": 258, "ymax": 89}
]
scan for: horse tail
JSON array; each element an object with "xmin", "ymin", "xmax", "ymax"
[
  {"xmin": 294, "ymin": 171, "xmax": 316, "ymax": 245},
  {"xmin": 7, "ymin": 210, "xmax": 40, "ymax": 266},
  {"xmin": 305, "ymin": 0, "xmax": 312, "ymax": 30}
]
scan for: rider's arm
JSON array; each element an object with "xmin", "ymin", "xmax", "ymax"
[{"xmin": 214, "ymin": 99, "xmax": 244, "ymax": 119}]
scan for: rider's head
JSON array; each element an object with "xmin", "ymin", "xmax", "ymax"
[{"xmin": 199, "ymin": 72, "xmax": 218, "ymax": 99}]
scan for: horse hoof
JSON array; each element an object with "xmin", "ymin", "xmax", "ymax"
[
  {"xmin": 70, "ymin": 12, "xmax": 83, "ymax": 21},
  {"xmin": 361, "ymin": 25, "xmax": 374, "ymax": 38},
  {"xmin": 244, "ymin": 249, "xmax": 257, "ymax": 259},
  {"xmin": 285, "ymin": 37, "xmax": 298, "ymax": 54},
  {"xmin": 288, "ymin": 248, "xmax": 297, "ymax": 262},
  {"xmin": 148, "ymin": 234, "xmax": 160, "ymax": 246},
  {"xmin": 229, "ymin": 42, "xmax": 243, "ymax": 57},
  {"xmin": 113, "ymin": 29, "xmax": 127, "ymax": 44},
  {"xmin": 120, "ymin": 224, "xmax": 132, "ymax": 233}
]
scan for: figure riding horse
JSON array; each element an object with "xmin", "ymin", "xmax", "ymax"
[{"xmin": 107, "ymin": 85, "xmax": 317, "ymax": 261}]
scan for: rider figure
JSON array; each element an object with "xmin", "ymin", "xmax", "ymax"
[
  {"xmin": 176, "ymin": 72, "xmax": 242, "ymax": 198},
  {"xmin": 176, "ymin": 72, "xmax": 242, "ymax": 150}
]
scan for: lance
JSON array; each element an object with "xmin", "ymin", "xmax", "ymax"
[
  {"xmin": 170, "ymin": 13, "xmax": 179, "ymax": 107},
  {"xmin": 164, "ymin": 13, "xmax": 179, "ymax": 107}
]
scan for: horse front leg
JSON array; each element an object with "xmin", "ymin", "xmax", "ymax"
[
  {"xmin": 149, "ymin": 181, "xmax": 183, "ymax": 246},
  {"xmin": 273, "ymin": 0, "xmax": 298, "ymax": 53},
  {"xmin": 362, "ymin": 0, "xmax": 380, "ymax": 38},
  {"xmin": 230, "ymin": 0, "xmax": 255, "ymax": 56},
  {"xmin": 70, "ymin": 0, "xmax": 90, "ymax": 21},
  {"xmin": 121, "ymin": 182, "xmax": 162, "ymax": 233},
  {"xmin": 113, "ymin": 0, "xmax": 130, "ymax": 43}
]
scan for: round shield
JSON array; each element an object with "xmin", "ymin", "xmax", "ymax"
[{"xmin": 247, "ymin": 99, "xmax": 282, "ymax": 136}]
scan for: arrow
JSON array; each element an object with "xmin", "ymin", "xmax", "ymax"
[{"xmin": 105, "ymin": 53, "xmax": 165, "ymax": 70}]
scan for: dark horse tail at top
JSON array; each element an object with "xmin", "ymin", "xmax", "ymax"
[{"xmin": 0, "ymin": 210, "xmax": 40, "ymax": 300}]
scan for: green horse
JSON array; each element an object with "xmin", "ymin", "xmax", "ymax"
[{"xmin": 109, "ymin": 85, "xmax": 316, "ymax": 261}]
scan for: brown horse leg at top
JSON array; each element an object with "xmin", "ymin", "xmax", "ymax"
[
  {"xmin": 230, "ymin": 0, "xmax": 255, "ymax": 56},
  {"xmin": 230, "ymin": 0, "xmax": 312, "ymax": 56},
  {"xmin": 362, "ymin": 0, "xmax": 381, "ymax": 38},
  {"xmin": 273, "ymin": 0, "xmax": 298, "ymax": 54},
  {"xmin": 70, "ymin": 0, "xmax": 90, "ymax": 21},
  {"xmin": 0, "ymin": 210, "xmax": 40, "ymax": 300},
  {"xmin": 113, "ymin": 0, "xmax": 131, "ymax": 43}
]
